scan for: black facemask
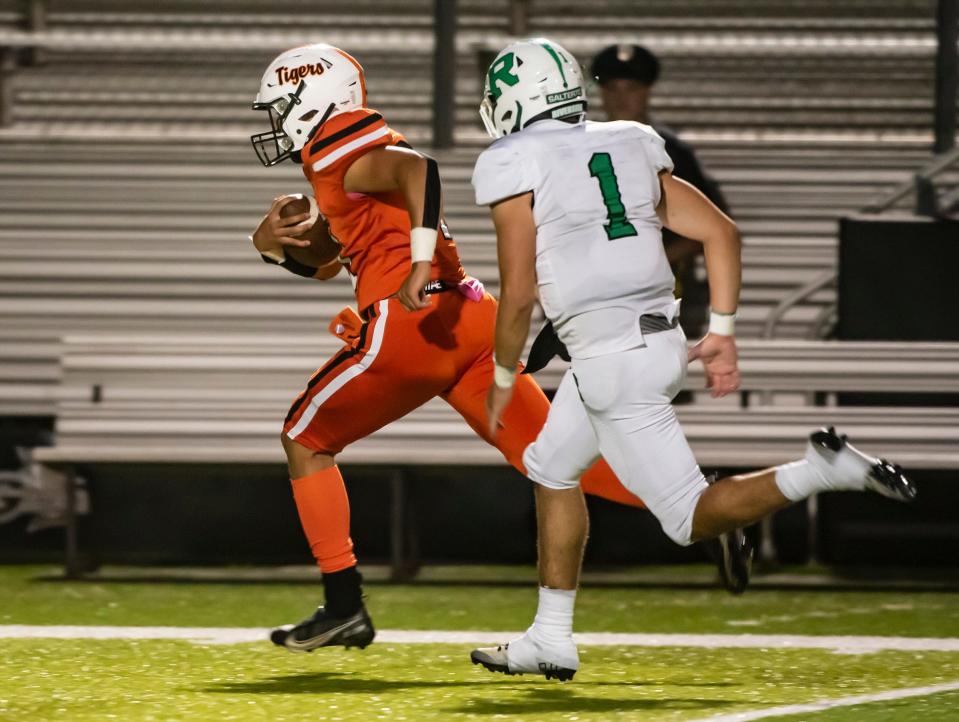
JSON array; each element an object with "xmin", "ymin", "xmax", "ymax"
[{"xmin": 250, "ymin": 82, "xmax": 308, "ymax": 167}]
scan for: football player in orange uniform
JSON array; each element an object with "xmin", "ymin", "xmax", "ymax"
[{"xmin": 249, "ymin": 44, "xmax": 703, "ymax": 653}]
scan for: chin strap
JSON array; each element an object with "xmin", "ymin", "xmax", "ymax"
[{"xmin": 303, "ymin": 102, "xmax": 337, "ymax": 148}]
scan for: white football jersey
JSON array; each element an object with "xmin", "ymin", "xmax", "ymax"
[{"xmin": 472, "ymin": 119, "xmax": 678, "ymax": 359}]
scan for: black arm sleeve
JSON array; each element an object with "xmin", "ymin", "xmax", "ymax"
[{"xmin": 421, "ymin": 156, "xmax": 441, "ymax": 229}]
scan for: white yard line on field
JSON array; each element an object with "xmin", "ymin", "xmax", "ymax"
[
  {"xmin": 691, "ymin": 680, "xmax": 959, "ymax": 721},
  {"xmin": 2, "ymin": 626, "xmax": 959, "ymax": 653}
]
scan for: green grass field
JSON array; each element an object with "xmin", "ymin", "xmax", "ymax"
[{"xmin": 2, "ymin": 565, "xmax": 959, "ymax": 721}]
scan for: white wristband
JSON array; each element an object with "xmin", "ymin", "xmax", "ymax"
[
  {"xmin": 410, "ymin": 226, "xmax": 437, "ymax": 264},
  {"xmin": 493, "ymin": 362, "xmax": 517, "ymax": 389},
  {"xmin": 709, "ymin": 310, "xmax": 737, "ymax": 336}
]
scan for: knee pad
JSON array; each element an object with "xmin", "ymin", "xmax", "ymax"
[{"xmin": 522, "ymin": 443, "xmax": 582, "ymax": 491}]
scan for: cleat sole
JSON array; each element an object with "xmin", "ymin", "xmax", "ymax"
[
  {"xmin": 868, "ymin": 459, "xmax": 918, "ymax": 503},
  {"xmin": 471, "ymin": 651, "xmax": 575, "ymax": 681},
  {"xmin": 471, "ymin": 653, "xmax": 515, "ymax": 677},
  {"xmin": 543, "ymin": 667, "xmax": 576, "ymax": 682}
]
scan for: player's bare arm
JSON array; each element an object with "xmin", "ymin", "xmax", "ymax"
[
  {"xmin": 656, "ymin": 171, "xmax": 742, "ymax": 397},
  {"xmin": 486, "ymin": 191, "xmax": 537, "ymax": 437},
  {"xmin": 250, "ymin": 195, "xmax": 342, "ymax": 280},
  {"xmin": 344, "ymin": 145, "xmax": 442, "ymax": 311}
]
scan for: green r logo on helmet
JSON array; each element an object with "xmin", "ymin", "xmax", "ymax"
[{"xmin": 487, "ymin": 52, "xmax": 520, "ymax": 101}]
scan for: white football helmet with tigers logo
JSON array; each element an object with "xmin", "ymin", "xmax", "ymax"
[
  {"xmin": 479, "ymin": 38, "xmax": 587, "ymax": 138},
  {"xmin": 252, "ymin": 44, "xmax": 367, "ymax": 166}
]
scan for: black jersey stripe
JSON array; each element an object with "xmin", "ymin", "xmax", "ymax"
[{"xmin": 308, "ymin": 113, "xmax": 384, "ymax": 156}]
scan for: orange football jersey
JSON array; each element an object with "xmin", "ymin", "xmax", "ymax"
[{"xmin": 302, "ymin": 108, "xmax": 466, "ymax": 311}]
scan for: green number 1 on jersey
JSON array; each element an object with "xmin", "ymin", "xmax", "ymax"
[{"xmin": 588, "ymin": 152, "xmax": 638, "ymax": 240}]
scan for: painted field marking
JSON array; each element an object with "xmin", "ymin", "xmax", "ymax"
[
  {"xmin": 691, "ymin": 680, "xmax": 959, "ymax": 721},
  {"xmin": 2, "ymin": 626, "xmax": 959, "ymax": 653}
]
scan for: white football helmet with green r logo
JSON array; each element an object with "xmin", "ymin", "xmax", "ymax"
[{"xmin": 479, "ymin": 38, "xmax": 587, "ymax": 138}]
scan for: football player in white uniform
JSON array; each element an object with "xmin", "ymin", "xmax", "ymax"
[{"xmin": 469, "ymin": 38, "xmax": 917, "ymax": 681}]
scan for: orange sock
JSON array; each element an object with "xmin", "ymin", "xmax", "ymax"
[
  {"xmin": 291, "ymin": 466, "xmax": 357, "ymax": 573},
  {"xmin": 580, "ymin": 459, "xmax": 647, "ymax": 509}
]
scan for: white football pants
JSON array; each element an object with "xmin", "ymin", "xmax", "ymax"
[{"xmin": 523, "ymin": 326, "xmax": 708, "ymax": 546}]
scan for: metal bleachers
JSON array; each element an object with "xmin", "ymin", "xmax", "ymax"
[
  {"xmin": 0, "ymin": 2, "xmax": 952, "ymax": 458},
  {"xmin": 29, "ymin": 330, "xmax": 959, "ymax": 575},
  {"xmin": 0, "ymin": 0, "xmax": 944, "ymax": 136},
  {"xmin": 0, "ymin": 1, "xmax": 945, "ymax": 421},
  {"xmin": 44, "ymin": 333, "xmax": 959, "ymax": 408},
  {"xmin": 28, "ymin": 330, "xmax": 959, "ymax": 480},
  {"xmin": 2, "ymin": 131, "xmax": 914, "ymax": 417}
]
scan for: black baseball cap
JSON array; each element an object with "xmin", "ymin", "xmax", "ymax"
[{"xmin": 590, "ymin": 44, "xmax": 660, "ymax": 86}]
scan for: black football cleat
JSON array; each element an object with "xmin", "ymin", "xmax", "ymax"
[
  {"xmin": 270, "ymin": 604, "xmax": 375, "ymax": 653},
  {"xmin": 713, "ymin": 526, "xmax": 753, "ymax": 595},
  {"xmin": 704, "ymin": 473, "xmax": 753, "ymax": 595},
  {"xmin": 808, "ymin": 427, "xmax": 918, "ymax": 503}
]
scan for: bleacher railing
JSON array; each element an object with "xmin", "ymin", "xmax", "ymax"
[{"xmin": 863, "ymin": 145, "xmax": 959, "ymax": 216}]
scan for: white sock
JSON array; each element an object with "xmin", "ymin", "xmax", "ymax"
[
  {"xmin": 529, "ymin": 586, "xmax": 576, "ymax": 647},
  {"xmin": 774, "ymin": 460, "xmax": 826, "ymax": 502}
]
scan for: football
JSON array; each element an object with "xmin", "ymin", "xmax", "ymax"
[{"xmin": 278, "ymin": 194, "xmax": 341, "ymax": 269}]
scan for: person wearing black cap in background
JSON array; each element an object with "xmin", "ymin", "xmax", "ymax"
[{"xmin": 591, "ymin": 43, "xmax": 730, "ymax": 339}]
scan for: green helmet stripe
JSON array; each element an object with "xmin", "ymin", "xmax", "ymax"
[
  {"xmin": 510, "ymin": 101, "xmax": 524, "ymax": 133},
  {"xmin": 538, "ymin": 41, "xmax": 568, "ymax": 89}
]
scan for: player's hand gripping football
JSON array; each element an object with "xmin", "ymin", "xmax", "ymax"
[
  {"xmin": 397, "ymin": 261, "xmax": 433, "ymax": 312},
  {"xmin": 251, "ymin": 195, "xmax": 315, "ymax": 258},
  {"xmin": 687, "ymin": 333, "xmax": 741, "ymax": 398}
]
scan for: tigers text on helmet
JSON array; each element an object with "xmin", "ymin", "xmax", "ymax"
[
  {"xmin": 251, "ymin": 44, "xmax": 367, "ymax": 166},
  {"xmin": 479, "ymin": 38, "xmax": 587, "ymax": 139}
]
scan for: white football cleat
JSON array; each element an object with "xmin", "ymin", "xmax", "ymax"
[
  {"xmin": 470, "ymin": 630, "xmax": 578, "ymax": 681},
  {"xmin": 806, "ymin": 427, "xmax": 917, "ymax": 503}
]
